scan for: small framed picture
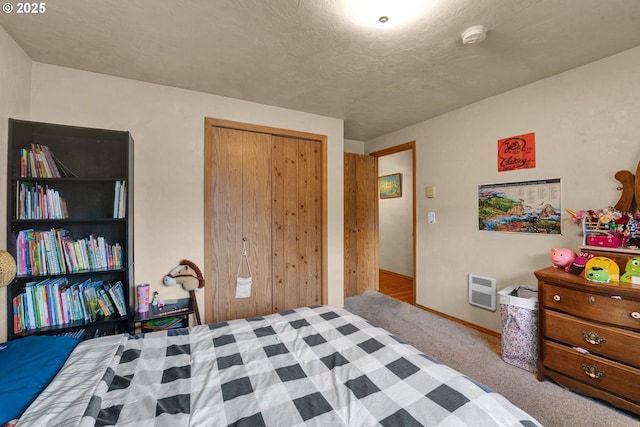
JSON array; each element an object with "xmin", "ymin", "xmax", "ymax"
[{"xmin": 379, "ymin": 173, "xmax": 402, "ymax": 198}]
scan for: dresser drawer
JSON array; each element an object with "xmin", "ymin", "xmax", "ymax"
[
  {"xmin": 543, "ymin": 310, "xmax": 640, "ymax": 368},
  {"xmin": 542, "ymin": 283, "xmax": 640, "ymax": 331},
  {"xmin": 543, "ymin": 340, "xmax": 640, "ymax": 403}
]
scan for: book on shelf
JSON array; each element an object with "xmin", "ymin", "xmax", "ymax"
[
  {"xmin": 144, "ymin": 316, "xmax": 183, "ymax": 330},
  {"xmin": 82, "ymin": 281, "xmax": 102, "ymax": 321},
  {"xmin": 16, "ymin": 229, "xmax": 124, "ymax": 276},
  {"xmin": 16, "ymin": 181, "xmax": 68, "ymax": 219},
  {"xmin": 113, "ymin": 180, "xmax": 126, "ymax": 218},
  {"xmin": 153, "ymin": 298, "xmax": 193, "ymax": 317},
  {"xmin": 97, "ymin": 285, "xmax": 115, "ymax": 316},
  {"xmin": 105, "ymin": 281, "xmax": 127, "ymax": 316},
  {"xmin": 12, "ymin": 277, "xmax": 126, "ymax": 333},
  {"xmin": 18, "ymin": 144, "xmax": 78, "ymax": 178}
]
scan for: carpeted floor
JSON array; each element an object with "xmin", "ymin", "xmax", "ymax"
[{"xmin": 345, "ymin": 291, "xmax": 639, "ymax": 427}]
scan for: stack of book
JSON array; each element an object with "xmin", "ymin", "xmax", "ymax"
[
  {"xmin": 11, "ymin": 278, "xmax": 127, "ymax": 334},
  {"xmin": 15, "ymin": 229, "xmax": 123, "ymax": 276},
  {"xmin": 16, "ymin": 182, "xmax": 68, "ymax": 219},
  {"xmin": 19, "ymin": 144, "xmax": 77, "ymax": 178}
]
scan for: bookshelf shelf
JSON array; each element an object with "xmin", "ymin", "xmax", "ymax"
[
  {"xmin": 15, "ymin": 267, "xmax": 128, "ymax": 280},
  {"xmin": 11, "ymin": 313, "xmax": 129, "ymax": 340},
  {"xmin": 6, "ymin": 118, "xmax": 134, "ymax": 340},
  {"xmin": 12, "ymin": 218, "xmax": 127, "ymax": 224},
  {"xmin": 12, "ymin": 177, "xmax": 127, "ymax": 182}
]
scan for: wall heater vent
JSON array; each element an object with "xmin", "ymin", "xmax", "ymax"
[{"xmin": 468, "ymin": 274, "xmax": 497, "ymax": 311}]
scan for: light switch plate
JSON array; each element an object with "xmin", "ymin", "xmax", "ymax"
[{"xmin": 426, "ymin": 186, "xmax": 435, "ymax": 198}]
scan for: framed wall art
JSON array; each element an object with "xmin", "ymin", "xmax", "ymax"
[{"xmin": 379, "ymin": 173, "xmax": 402, "ymax": 199}]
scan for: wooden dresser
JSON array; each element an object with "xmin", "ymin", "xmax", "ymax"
[{"xmin": 534, "ymin": 265, "xmax": 640, "ymax": 416}]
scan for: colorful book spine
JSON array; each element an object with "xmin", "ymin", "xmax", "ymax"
[
  {"xmin": 16, "ymin": 229, "xmax": 124, "ymax": 276},
  {"xmin": 19, "ymin": 144, "xmax": 64, "ymax": 178}
]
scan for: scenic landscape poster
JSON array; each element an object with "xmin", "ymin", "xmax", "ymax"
[{"xmin": 478, "ymin": 178, "xmax": 561, "ymax": 234}]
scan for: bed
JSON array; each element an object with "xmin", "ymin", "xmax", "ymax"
[{"xmin": 7, "ymin": 306, "xmax": 541, "ymax": 426}]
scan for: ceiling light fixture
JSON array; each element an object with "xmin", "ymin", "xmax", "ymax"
[
  {"xmin": 461, "ymin": 25, "xmax": 488, "ymax": 45},
  {"xmin": 345, "ymin": 0, "xmax": 432, "ymax": 28}
]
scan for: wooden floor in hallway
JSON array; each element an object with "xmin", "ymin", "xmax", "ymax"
[{"xmin": 379, "ymin": 269, "xmax": 414, "ymax": 305}]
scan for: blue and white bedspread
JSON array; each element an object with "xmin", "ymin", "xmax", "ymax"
[{"xmin": 18, "ymin": 306, "xmax": 541, "ymax": 426}]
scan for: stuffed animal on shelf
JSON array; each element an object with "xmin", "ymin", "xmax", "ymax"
[
  {"xmin": 163, "ymin": 259, "xmax": 205, "ymax": 325},
  {"xmin": 550, "ymin": 247, "xmax": 577, "ymax": 271},
  {"xmin": 586, "ymin": 266, "xmax": 610, "ymax": 283},
  {"xmin": 621, "ymin": 257, "xmax": 640, "ymax": 283},
  {"xmin": 568, "ymin": 252, "xmax": 594, "ymax": 276},
  {"xmin": 584, "ymin": 256, "xmax": 619, "ymax": 282}
]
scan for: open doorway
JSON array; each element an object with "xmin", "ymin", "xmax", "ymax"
[{"xmin": 370, "ymin": 142, "xmax": 416, "ymax": 305}]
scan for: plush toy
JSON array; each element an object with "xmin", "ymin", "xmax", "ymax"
[
  {"xmin": 163, "ymin": 259, "xmax": 205, "ymax": 324},
  {"xmin": 568, "ymin": 252, "xmax": 594, "ymax": 276},
  {"xmin": 584, "ymin": 256, "xmax": 619, "ymax": 282},
  {"xmin": 621, "ymin": 257, "xmax": 640, "ymax": 283},
  {"xmin": 550, "ymin": 248, "xmax": 577, "ymax": 271},
  {"xmin": 586, "ymin": 267, "xmax": 610, "ymax": 283}
]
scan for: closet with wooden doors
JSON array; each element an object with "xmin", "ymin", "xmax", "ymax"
[{"xmin": 204, "ymin": 119, "xmax": 325, "ymax": 323}]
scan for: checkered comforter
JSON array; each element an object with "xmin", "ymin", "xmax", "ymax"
[{"xmin": 18, "ymin": 306, "xmax": 541, "ymax": 426}]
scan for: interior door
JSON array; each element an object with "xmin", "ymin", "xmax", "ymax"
[
  {"xmin": 344, "ymin": 153, "xmax": 379, "ymax": 297},
  {"xmin": 204, "ymin": 126, "xmax": 273, "ymax": 323}
]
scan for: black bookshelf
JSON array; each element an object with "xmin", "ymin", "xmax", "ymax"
[{"xmin": 6, "ymin": 119, "xmax": 134, "ymax": 340}]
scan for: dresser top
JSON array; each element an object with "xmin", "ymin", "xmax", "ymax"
[{"xmin": 535, "ymin": 266, "xmax": 640, "ymax": 296}]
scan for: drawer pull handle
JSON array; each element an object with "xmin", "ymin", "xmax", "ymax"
[
  {"xmin": 553, "ymin": 295, "xmax": 561, "ymax": 302},
  {"xmin": 582, "ymin": 331, "xmax": 606, "ymax": 345},
  {"xmin": 582, "ymin": 364, "xmax": 606, "ymax": 379},
  {"xmin": 588, "ymin": 296, "xmax": 596, "ymax": 304},
  {"xmin": 632, "ymin": 312, "xmax": 640, "ymax": 320}
]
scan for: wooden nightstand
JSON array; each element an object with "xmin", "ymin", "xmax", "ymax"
[{"xmin": 134, "ymin": 297, "xmax": 194, "ymax": 332}]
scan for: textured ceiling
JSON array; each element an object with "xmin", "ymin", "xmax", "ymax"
[{"xmin": 2, "ymin": 0, "xmax": 640, "ymax": 141}]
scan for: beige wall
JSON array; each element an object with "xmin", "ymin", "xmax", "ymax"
[
  {"xmin": 0, "ymin": 26, "xmax": 31, "ymax": 342},
  {"xmin": 344, "ymin": 138, "xmax": 365, "ymax": 154},
  {"xmin": 366, "ymin": 46, "xmax": 640, "ymax": 333},
  {"xmin": 1, "ymin": 62, "xmax": 345, "ymax": 340}
]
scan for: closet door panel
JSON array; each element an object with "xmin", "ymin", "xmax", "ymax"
[
  {"xmin": 241, "ymin": 131, "xmax": 273, "ymax": 319},
  {"xmin": 271, "ymin": 137, "xmax": 296, "ymax": 312},
  {"xmin": 272, "ymin": 136, "xmax": 322, "ymax": 312},
  {"xmin": 205, "ymin": 127, "xmax": 272, "ymax": 323},
  {"xmin": 205, "ymin": 126, "xmax": 243, "ymax": 323},
  {"xmin": 300, "ymin": 138, "xmax": 322, "ymax": 307}
]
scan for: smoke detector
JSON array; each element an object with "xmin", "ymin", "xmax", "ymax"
[{"xmin": 461, "ymin": 25, "xmax": 488, "ymax": 45}]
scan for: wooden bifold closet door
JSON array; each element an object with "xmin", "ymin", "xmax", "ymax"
[{"xmin": 204, "ymin": 120, "xmax": 323, "ymax": 323}]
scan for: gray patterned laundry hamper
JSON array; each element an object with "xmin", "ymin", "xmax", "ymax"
[{"xmin": 499, "ymin": 285, "xmax": 539, "ymax": 372}]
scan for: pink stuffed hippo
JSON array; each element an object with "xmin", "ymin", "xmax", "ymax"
[{"xmin": 550, "ymin": 247, "xmax": 577, "ymax": 271}]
